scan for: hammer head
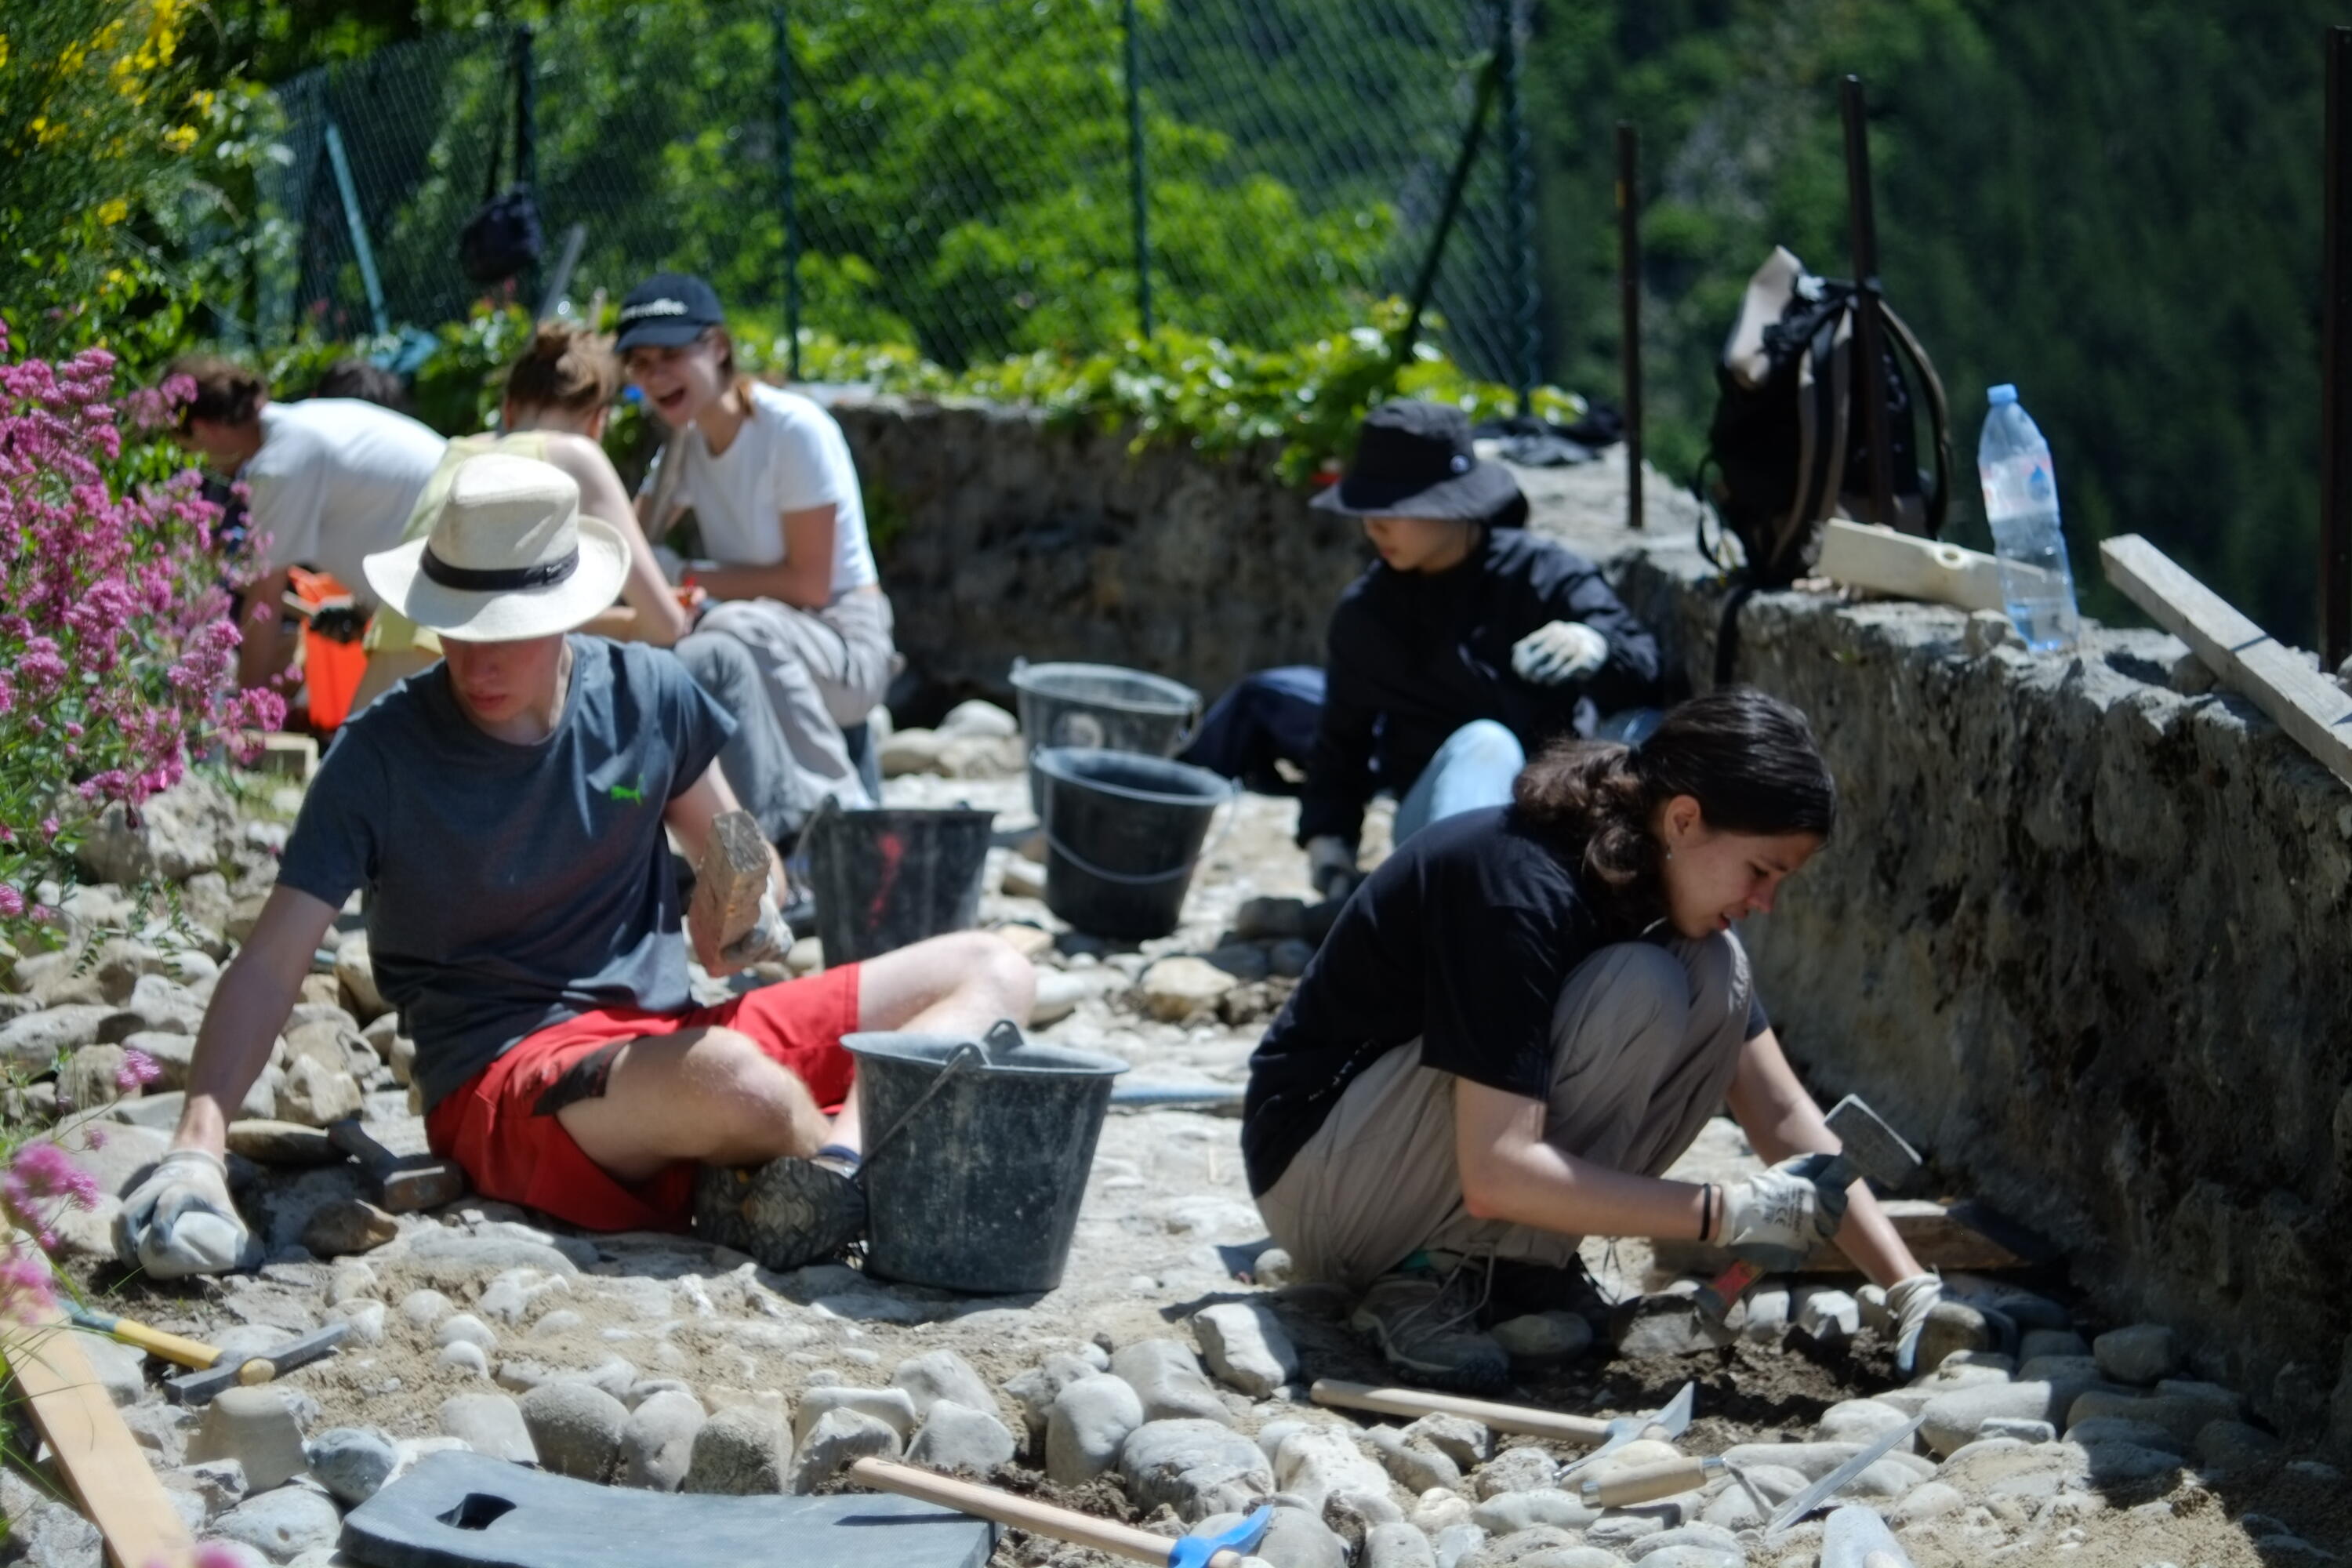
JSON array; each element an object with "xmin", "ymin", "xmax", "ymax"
[
  {"xmin": 1824, "ymin": 1094, "xmax": 1922, "ymax": 1192},
  {"xmin": 373, "ymin": 1153, "xmax": 466, "ymax": 1214},
  {"xmin": 166, "ymin": 1322, "xmax": 351, "ymax": 1405}
]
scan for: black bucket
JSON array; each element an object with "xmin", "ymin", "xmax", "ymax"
[
  {"xmin": 848, "ymin": 1026, "xmax": 1127, "ymax": 1294},
  {"xmin": 1011, "ymin": 660, "xmax": 1200, "ymax": 811},
  {"xmin": 1032, "ymin": 747, "xmax": 1232, "ymax": 940},
  {"xmin": 804, "ymin": 805, "xmax": 994, "ymax": 964}
]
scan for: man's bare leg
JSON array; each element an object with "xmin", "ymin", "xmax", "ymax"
[{"xmin": 554, "ymin": 931, "xmax": 1034, "ymax": 1178}]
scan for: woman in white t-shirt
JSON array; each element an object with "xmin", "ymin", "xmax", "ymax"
[
  {"xmin": 171, "ymin": 356, "xmax": 447, "ymax": 689},
  {"xmin": 618, "ymin": 272, "xmax": 894, "ymax": 836}
]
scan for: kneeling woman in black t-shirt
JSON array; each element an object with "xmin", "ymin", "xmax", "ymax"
[{"xmin": 1243, "ymin": 688, "xmax": 1943, "ymax": 1391}]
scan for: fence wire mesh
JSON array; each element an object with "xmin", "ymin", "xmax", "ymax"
[{"xmin": 260, "ymin": 0, "xmax": 1537, "ymax": 383}]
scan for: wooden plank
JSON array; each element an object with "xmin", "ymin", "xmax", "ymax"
[
  {"xmin": 1651, "ymin": 1198, "xmax": 2031, "ymax": 1277},
  {"xmin": 5, "ymin": 1317, "xmax": 194, "ymax": 1568},
  {"xmin": 1816, "ymin": 519, "xmax": 2007, "ymax": 613},
  {"xmin": 2101, "ymin": 533, "xmax": 2352, "ymax": 789}
]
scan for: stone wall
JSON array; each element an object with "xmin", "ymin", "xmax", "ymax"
[
  {"xmin": 833, "ymin": 396, "xmax": 1370, "ymax": 710},
  {"xmin": 833, "ymin": 393, "xmax": 2352, "ymax": 1437}
]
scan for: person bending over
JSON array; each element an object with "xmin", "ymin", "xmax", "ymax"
[
  {"xmin": 169, "ymin": 357, "xmax": 446, "ymax": 691},
  {"xmin": 354, "ymin": 320, "xmax": 695, "ymax": 713},
  {"xmin": 1298, "ymin": 400, "xmax": 1661, "ymax": 904},
  {"xmin": 620, "ymin": 271, "xmax": 895, "ymax": 840},
  {"xmin": 114, "ymin": 453, "xmax": 1033, "ymax": 1283},
  {"xmin": 1244, "ymin": 689, "xmax": 1941, "ymax": 1391}
]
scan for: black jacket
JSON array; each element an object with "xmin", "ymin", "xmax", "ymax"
[{"xmin": 1298, "ymin": 528, "xmax": 1662, "ymax": 846}]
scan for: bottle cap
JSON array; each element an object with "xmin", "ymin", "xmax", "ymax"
[{"xmin": 1987, "ymin": 383, "xmax": 2018, "ymax": 406}]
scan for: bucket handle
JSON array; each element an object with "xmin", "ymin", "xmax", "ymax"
[
  {"xmin": 1036, "ymin": 771, "xmax": 1240, "ymax": 887},
  {"xmin": 858, "ymin": 1038, "xmax": 987, "ymax": 1170}
]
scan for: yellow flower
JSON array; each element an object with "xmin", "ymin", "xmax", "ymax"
[
  {"xmin": 0, "ymin": 36, "xmax": 10, "ymax": 71},
  {"xmin": 190, "ymin": 88, "xmax": 215, "ymax": 114},
  {"xmin": 162, "ymin": 123, "xmax": 195, "ymax": 152},
  {"xmin": 96, "ymin": 198, "xmax": 129, "ymax": 226}
]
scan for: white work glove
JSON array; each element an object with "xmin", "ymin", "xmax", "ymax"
[
  {"xmin": 1713, "ymin": 1152, "xmax": 1850, "ymax": 1272},
  {"xmin": 712, "ymin": 892, "xmax": 794, "ymax": 975},
  {"xmin": 1510, "ymin": 620, "xmax": 1610, "ymax": 686},
  {"xmin": 114, "ymin": 1149, "xmax": 250, "ymax": 1279},
  {"xmin": 1305, "ymin": 835, "xmax": 1360, "ymax": 903},
  {"xmin": 1886, "ymin": 1272, "xmax": 1943, "ymax": 1377}
]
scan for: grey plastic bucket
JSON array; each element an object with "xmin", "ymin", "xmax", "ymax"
[
  {"xmin": 847, "ymin": 1029, "xmax": 1127, "ymax": 1294},
  {"xmin": 1033, "ymin": 747, "xmax": 1232, "ymax": 940},
  {"xmin": 804, "ymin": 805, "xmax": 993, "ymax": 964},
  {"xmin": 1011, "ymin": 659, "xmax": 1200, "ymax": 811}
]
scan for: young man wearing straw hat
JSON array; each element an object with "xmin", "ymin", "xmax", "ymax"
[{"xmin": 118, "ymin": 453, "xmax": 1033, "ymax": 1279}]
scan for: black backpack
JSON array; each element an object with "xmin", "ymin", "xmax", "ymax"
[
  {"xmin": 1696, "ymin": 246, "xmax": 1951, "ymax": 588},
  {"xmin": 457, "ymin": 49, "xmax": 543, "ymax": 286}
]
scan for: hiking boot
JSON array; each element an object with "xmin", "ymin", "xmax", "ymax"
[
  {"xmin": 1487, "ymin": 1255, "xmax": 1611, "ymax": 1327},
  {"xmin": 693, "ymin": 1154, "xmax": 866, "ymax": 1271},
  {"xmin": 1348, "ymin": 1263, "xmax": 1512, "ymax": 1393}
]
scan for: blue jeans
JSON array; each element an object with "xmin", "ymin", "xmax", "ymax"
[{"xmin": 1391, "ymin": 720, "xmax": 1526, "ymax": 845}]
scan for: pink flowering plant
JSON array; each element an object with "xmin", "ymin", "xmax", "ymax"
[{"xmin": 0, "ymin": 320, "xmax": 283, "ymax": 949}]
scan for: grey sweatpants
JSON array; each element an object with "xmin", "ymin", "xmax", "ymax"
[
  {"xmin": 674, "ymin": 589, "xmax": 895, "ymax": 842},
  {"xmin": 1255, "ymin": 934, "xmax": 1753, "ymax": 1294}
]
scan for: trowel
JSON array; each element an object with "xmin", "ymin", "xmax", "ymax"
[{"xmin": 1555, "ymin": 1379, "xmax": 1694, "ymax": 1481}]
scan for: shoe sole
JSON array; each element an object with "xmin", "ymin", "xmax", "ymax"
[
  {"xmin": 693, "ymin": 1159, "xmax": 867, "ymax": 1272},
  {"xmin": 1348, "ymin": 1304, "xmax": 1512, "ymax": 1395}
]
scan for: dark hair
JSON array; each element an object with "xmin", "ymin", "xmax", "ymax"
[
  {"xmin": 167, "ymin": 355, "xmax": 267, "ymax": 431},
  {"xmin": 1512, "ymin": 688, "xmax": 1836, "ymax": 919},
  {"xmin": 503, "ymin": 321, "xmax": 620, "ymax": 415},
  {"xmin": 309, "ymin": 358, "xmax": 412, "ymax": 412}
]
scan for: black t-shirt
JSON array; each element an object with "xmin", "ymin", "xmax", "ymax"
[{"xmin": 1241, "ymin": 806, "xmax": 1769, "ymax": 1195}]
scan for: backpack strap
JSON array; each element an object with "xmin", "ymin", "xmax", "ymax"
[
  {"xmin": 1877, "ymin": 299, "xmax": 1952, "ymax": 536},
  {"xmin": 1712, "ymin": 579, "xmax": 1757, "ymax": 688}
]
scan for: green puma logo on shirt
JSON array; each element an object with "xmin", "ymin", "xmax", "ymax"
[{"xmin": 608, "ymin": 781, "xmax": 644, "ymax": 804}]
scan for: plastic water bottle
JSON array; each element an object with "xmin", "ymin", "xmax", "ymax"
[{"xmin": 1976, "ymin": 384, "xmax": 2080, "ymax": 651}]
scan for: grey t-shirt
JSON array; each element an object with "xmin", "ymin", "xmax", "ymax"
[{"xmin": 278, "ymin": 637, "xmax": 735, "ymax": 1109}]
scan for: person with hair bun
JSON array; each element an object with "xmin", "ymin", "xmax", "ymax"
[
  {"xmin": 1245, "ymin": 688, "xmax": 1947, "ymax": 1391},
  {"xmin": 351, "ymin": 321, "xmax": 692, "ymax": 711},
  {"xmin": 169, "ymin": 354, "xmax": 446, "ymax": 689}
]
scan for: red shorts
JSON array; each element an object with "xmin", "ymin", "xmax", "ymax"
[{"xmin": 423, "ymin": 965, "xmax": 862, "ymax": 1234}]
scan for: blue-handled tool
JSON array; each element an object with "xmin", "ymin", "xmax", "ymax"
[
  {"xmin": 1170, "ymin": 1507, "xmax": 1273, "ymax": 1568},
  {"xmin": 851, "ymin": 1459, "xmax": 1272, "ymax": 1568}
]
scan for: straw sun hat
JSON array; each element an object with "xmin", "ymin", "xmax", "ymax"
[{"xmin": 364, "ymin": 452, "xmax": 628, "ymax": 642}]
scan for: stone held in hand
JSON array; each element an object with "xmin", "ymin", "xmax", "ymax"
[
  {"xmin": 689, "ymin": 808, "xmax": 771, "ymax": 961},
  {"xmin": 1192, "ymin": 1301, "xmax": 1299, "ymax": 1398}
]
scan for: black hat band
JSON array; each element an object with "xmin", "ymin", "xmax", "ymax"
[{"xmin": 419, "ymin": 545, "xmax": 580, "ymax": 593}]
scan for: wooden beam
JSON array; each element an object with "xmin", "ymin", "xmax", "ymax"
[
  {"xmin": 1651, "ymin": 1197, "xmax": 2031, "ymax": 1277},
  {"xmin": 5, "ymin": 1318, "xmax": 194, "ymax": 1567},
  {"xmin": 1817, "ymin": 519, "xmax": 2005, "ymax": 613},
  {"xmin": 2100, "ymin": 534, "xmax": 2352, "ymax": 789}
]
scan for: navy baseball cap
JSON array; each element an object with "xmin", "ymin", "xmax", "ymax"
[{"xmin": 614, "ymin": 272, "xmax": 724, "ymax": 352}]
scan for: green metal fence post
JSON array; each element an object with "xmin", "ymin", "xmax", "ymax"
[
  {"xmin": 1125, "ymin": 0, "xmax": 1152, "ymax": 340},
  {"xmin": 776, "ymin": 5, "xmax": 802, "ymax": 379},
  {"xmin": 321, "ymin": 120, "xmax": 390, "ymax": 336},
  {"xmin": 514, "ymin": 24, "xmax": 539, "ymax": 308},
  {"xmin": 1499, "ymin": 0, "xmax": 1539, "ymax": 413},
  {"xmin": 1397, "ymin": 41, "xmax": 1504, "ymax": 365}
]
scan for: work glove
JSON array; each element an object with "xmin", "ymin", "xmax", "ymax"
[
  {"xmin": 1713, "ymin": 1152, "xmax": 1850, "ymax": 1272},
  {"xmin": 114, "ymin": 1149, "xmax": 251, "ymax": 1279},
  {"xmin": 1510, "ymin": 620, "xmax": 1610, "ymax": 687},
  {"xmin": 1305, "ymin": 835, "xmax": 1361, "ymax": 904},
  {"xmin": 713, "ymin": 892, "xmax": 794, "ymax": 975},
  {"xmin": 1886, "ymin": 1272, "xmax": 1944, "ymax": 1377}
]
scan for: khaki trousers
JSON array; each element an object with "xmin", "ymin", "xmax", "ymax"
[{"xmin": 1255, "ymin": 934, "xmax": 1752, "ymax": 1294}]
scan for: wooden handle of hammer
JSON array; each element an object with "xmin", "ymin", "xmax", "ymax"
[
  {"xmin": 1580, "ymin": 1456, "xmax": 1719, "ymax": 1508},
  {"xmin": 69, "ymin": 1307, "xmax": 222, "ymax": 1373},
  {"xmin": 848, "ymin": 1459, "xmax": 1247, "ymax": 1568},
  {"xmin": 1309, "ymin": 1380, "xmax": 1612, "ymax": 1445}
]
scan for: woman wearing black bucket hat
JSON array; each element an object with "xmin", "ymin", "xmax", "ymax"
[{"xmin": 1296, "ymin": 399, "xmax": 1663, "ymax": 902}]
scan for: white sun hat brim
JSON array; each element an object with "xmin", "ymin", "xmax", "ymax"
[{"xmin": 363, "ymin": 514, "xmax": 632, "ymax": 643}]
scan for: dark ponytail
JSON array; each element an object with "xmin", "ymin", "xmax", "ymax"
[{"xmin": 1511, "ymin": 688, "xmax": 1836, "ymax": 918}]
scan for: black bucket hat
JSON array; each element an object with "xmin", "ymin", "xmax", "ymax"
[{"xmin": 1310, "ymin": 399, "xmax": 1523, "ymax": 521}]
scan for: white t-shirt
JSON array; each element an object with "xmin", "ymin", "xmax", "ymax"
[
  {"xmin": 241, "ymin": 399, "xmax": 446, "ymax": 608},
  {"xmin": 649, "ymin": 383, "xmax": 877, "ymax": 596}
]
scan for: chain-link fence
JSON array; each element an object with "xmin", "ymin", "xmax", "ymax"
[{"xmin": 258, "ymin": 0, "xmax": 1541, "ymax": 386}]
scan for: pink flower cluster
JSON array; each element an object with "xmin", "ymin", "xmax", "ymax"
[
  {"xmin": 0, "ymin": 322, "xmax": 285, "ymax": 927},
  {"xmin": 0, "ymin": 1140, "xmax": 103, "ymax": 1322}
]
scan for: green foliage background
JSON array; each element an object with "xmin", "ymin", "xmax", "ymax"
[{"xmin": 1530, "ymin": 0, "xmax": 2335, "ymax": 643}]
